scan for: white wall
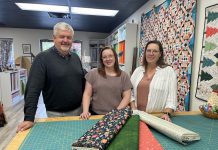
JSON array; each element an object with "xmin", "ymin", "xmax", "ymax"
[
  {"xmin": 0, "ymin": 28, "xmax": 108, "ymax": 59},
  {"xmin": 116, "ymin": 0, "xmax": 216, "ymax": 111}
]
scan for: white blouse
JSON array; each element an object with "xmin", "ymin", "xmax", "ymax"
[{"xmin": 131, "ymin": 66, "xmax": 177, "ymax": 113}]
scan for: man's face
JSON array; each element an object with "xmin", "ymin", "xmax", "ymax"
[{"xmin": 53, "ymin": 29, "xmax": 73, "ymax": 55}]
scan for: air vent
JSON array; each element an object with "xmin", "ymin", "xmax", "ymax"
[{"xmin": 48, "ymin": 12, "xmax": 71, "ymax": 19}]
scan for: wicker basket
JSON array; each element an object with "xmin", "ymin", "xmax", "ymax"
[{"xmin": 199, "ymin": 105, "xmax": 218, "ymax": 119}]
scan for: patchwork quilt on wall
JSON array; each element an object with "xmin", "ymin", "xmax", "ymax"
[
  {"xmin": 196, "ymin": 4, "xmax": 218, "ymax": 101},
  {"xmin": 0, "ymin": 38, "xmax": 13, "ymax": 70},
  {"xmin": 139, "ymin": 0, "xmax": 196, "ymax": 111}
]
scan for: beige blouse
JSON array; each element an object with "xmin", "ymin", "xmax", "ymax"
[{"xmin": 137, "ymin": 74, "xmax": 154, "ymax": 111}]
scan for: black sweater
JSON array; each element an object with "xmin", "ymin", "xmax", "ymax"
[{"xmin": 24, "ymin": 46, "xmax": 85, "ymax": 121}]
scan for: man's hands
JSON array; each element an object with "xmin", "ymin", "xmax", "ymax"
[{"xmin": 17, "ymin": 121, "xmax": 34, "ymax": 133}]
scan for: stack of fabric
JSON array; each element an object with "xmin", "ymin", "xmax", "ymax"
[
  {"xmin": 107, "ymin": 115, "xmax": 164, "ymax": 150},
  {"xmin": 72, "ymin": 108, "xmax": 200, "ymax": 149}
]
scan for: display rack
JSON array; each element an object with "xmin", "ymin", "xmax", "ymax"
[
  {"xmin": 89, "ymin": 39, "xmax": 105, "ymax": 68},
  {"xmin": 0, "ymin": 69, "xmax": 27, "ymax": 107},
  {"xmin": 105, "ymin": 23, "xmax": 137, "ymax": 75}
]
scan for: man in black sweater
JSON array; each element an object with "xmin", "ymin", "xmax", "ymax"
[{"xmin": 17, "ymin": 22, "xmax": 85, "ymax": 132}]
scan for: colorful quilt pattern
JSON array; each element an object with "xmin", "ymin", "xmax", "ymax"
[
  {"xmin": 139, "ymin": 0, "xmax": 196, "ymax": 111},
  {"xmin": 196, "ymin": 4, "xmax": 218, "ymax": 101},
  {"xmin": 0, "ymin": 38, "xmax": 13, "ymax": 70}
]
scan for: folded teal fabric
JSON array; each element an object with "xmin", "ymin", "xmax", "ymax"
[{"xmin": 106, "ymin": 115, "xmax": 140, "ymax": 150}]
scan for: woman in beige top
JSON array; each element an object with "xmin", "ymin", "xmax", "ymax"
[{"xmin": 80, "ymin": 46, "xmax": 132, "ymax": 119}]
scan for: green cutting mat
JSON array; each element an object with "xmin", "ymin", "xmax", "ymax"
[
  {"xmin": 19, "ymin": 119, "xmax": 99, "ymax": 150},
  {"xmin": 151, "ymin": 115, "xmax": 218, "ymax": 150},
  {"xmin": 19, "ymin": 115, "xmax": 218, "ymax": 150}
]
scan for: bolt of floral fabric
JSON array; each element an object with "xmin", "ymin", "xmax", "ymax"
[{"xmin": 72, "ymin": 106, "xmax": 132, "ymax": 150}]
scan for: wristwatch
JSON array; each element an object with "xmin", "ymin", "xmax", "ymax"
[{"xmin": 163, "ymin": 112, "xmax": 171, "ymax": 117}]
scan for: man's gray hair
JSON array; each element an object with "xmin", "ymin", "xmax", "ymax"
[{"xmin": 53, "ymin": 22, "xmax": 74, "ymax": 36}]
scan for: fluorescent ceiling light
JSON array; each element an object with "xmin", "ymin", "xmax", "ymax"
[
  {"xmin": 15, "ymin": 3, "xmax": 69, "ymax": 13},
  {"xmin": 15, "ymin": 3, "xmax": 118, "ymax": 17},
  {"xmin": 71, "ymin": 7, "xmax": 118, "ymax": 16}
]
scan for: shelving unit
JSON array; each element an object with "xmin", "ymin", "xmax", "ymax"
[
  {"xmin": 105, "ymin": 23, "xmax": 138, "ymax": 75},
  {"xmin": 89, "ymin": 39, "xmax": 105, "ymax": 68},
  {"xmin": 0, "ymin": 69, "xmax": 27, "ymax": 107}
]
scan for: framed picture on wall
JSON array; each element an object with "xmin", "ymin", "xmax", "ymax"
[{"xmin": 22, "ymin": 44, "xmax": 31, "ymax": 54}]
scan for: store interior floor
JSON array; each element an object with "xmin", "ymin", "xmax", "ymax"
[{"xmin": 0, "ymin": 94, "xmax": 47, "ymax": 150}]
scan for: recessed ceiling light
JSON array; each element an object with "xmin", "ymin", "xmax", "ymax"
[
  {"xmin": 15, "ymin": 3, "xmax": 119, "ymax": 17},
  {"xmin": 15, "ymin": 3, "xmax": 69, "ymax": 13},
  {"xmin": 71, "ymin": 7, "xmax": 118, "ymax": 17}
]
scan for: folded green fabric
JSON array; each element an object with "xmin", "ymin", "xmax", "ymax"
[{"xmin": 106, "ymin": 115, "xmax": 140, "ymax": 150}]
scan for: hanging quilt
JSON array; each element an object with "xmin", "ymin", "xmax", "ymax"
[
  {"xmin": 139, "ymin": 0, "xmax": 196, "ymax": 111},
  {"xmin": 196, "ymin": 4, "xmax": 218, "ymax": 101},
  {"xmin": 0, "ymin": 38, "xmax": 13, "ymax": 70}
]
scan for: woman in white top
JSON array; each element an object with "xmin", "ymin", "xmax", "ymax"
[{"xmin": 131, "ymin": 40, "xmax": 177, "ymax": 122}]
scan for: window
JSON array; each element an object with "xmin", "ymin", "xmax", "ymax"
[
  {"xmin": 40, "ymin": 39, "xmax": 82, "ymax": 59},
  {"xmin": 40, "ymin": 39, "xmax": 54, "ymax": 51}
]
